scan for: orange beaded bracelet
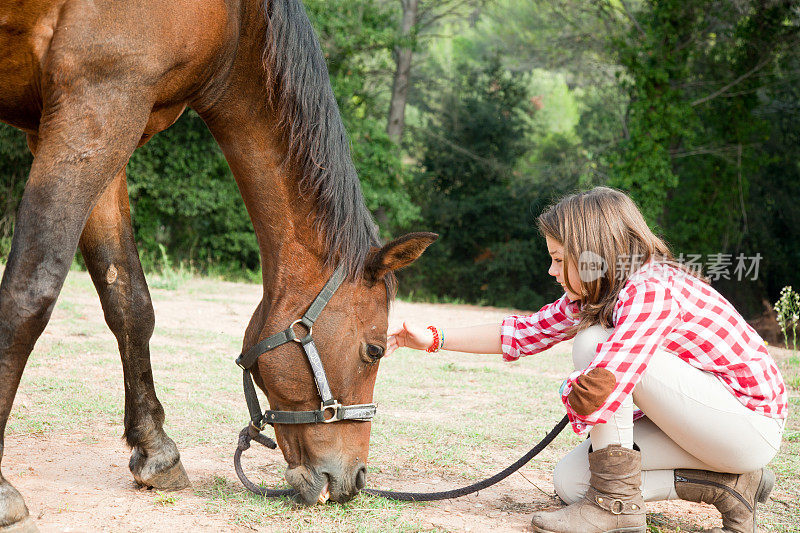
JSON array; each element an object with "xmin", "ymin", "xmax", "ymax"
[{"xmin": 426, "ymin": 325, "xmax": 440, "ymax": 353}]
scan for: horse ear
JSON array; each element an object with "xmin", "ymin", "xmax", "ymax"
[{"xmin": 365, "ymin": 232, "xmax": 438, "ymax": 283}]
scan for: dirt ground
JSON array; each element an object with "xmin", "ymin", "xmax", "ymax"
[
  {"xmin": 4, "ymin": 434, "xmax": 719, "ymax": 533},
  {"xmin": 3, "ymin": 270, "xmax": 791, "ymax": 532}
]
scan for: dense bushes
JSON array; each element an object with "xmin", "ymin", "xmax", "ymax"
[{"xmin": 127, "ymin": 111, "xmax": 260, "ymax": 272}]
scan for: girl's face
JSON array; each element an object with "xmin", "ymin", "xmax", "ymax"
[{"xmin": 545, "ymin": 235, "xmax": 581, "ymax": 301}]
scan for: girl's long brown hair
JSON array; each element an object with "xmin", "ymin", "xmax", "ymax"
[{"xmin": 537, "ymin": 186, "xmax": 704, "ymax": 331}]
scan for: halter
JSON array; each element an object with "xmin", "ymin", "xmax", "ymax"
[{"xmin": 235, "ymin": 264, "xmax": 377, "ymax": 429}]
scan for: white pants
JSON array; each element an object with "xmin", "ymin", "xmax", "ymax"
[{"xmin": 554, "ymin": 325, "xmax": 785, "ymax": 503}]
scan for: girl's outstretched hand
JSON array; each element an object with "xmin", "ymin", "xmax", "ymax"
[{"xmin": 386, "ymin": 322, "xmax": 434, "ymax": 356}]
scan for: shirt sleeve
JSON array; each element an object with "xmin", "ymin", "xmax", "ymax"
[
  {"xmin": 500, "ymin": 293, "xmax": 581, "ymax": 362},
  {"xmin": 560, "ymin": 279, "xmax": 679, "ymax": 434}
]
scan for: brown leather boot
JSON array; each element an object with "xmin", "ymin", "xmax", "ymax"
[
  {"xmin": 674, "ymin": 468, "xmax": 774, "ymax": 533},
  {"xmin": 530, "ymin": 444, "xmax": 646, "ymax": 533}
]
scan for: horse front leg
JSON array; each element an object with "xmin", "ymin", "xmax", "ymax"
[
  {"xmin": 78, "ymin": 165, "xmax": 189, "ymax": 490},
  {"xmin": 0, "ymin": 85, "xmax": 151, "ymax": 530}
]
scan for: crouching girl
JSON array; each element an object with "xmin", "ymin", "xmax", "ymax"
[{"xmin": 387, "ymin": 187, "xmax": 786, "ymax": 533}]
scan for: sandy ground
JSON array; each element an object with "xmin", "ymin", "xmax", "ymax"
[{"xmin": 1, "ymin": 270, "xmax": 783, "ymax": 532}]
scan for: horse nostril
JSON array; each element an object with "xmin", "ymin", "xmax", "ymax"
[{"xmin": 355, "ymin": 465, "xmax": 367, "ymax": 490}]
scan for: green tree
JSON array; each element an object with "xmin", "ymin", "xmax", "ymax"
[
  {"xmin": 603, "ymin": 0, "xmax": 799, "ymax": 314},
  {"xmin": 305, "ymin": 0, "xmax": 420, "ymax": 233},
  {"xmin": 403, "ymin": 58, "xmax": 564, "ymax": 308}
]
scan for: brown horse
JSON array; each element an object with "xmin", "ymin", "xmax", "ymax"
[{"xmin": 0, "ymin": 0, "xmax": 436, "ymax": 528}]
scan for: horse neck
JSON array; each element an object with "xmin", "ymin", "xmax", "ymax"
[
  {"xmin": 202, "ymin": 103, "xmax": 328, "ymax": 297},
  {"xmin": 197, "ymin": 0, "xmax": 350, "ymax": 296}
]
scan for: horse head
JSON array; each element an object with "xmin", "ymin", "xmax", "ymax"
[{"xmin": 242, "ymin": 233, "xmax": 434, "ymax": 503}]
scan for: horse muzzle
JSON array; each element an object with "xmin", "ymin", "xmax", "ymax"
[{"xmin": 285, "ymin": 460, "xmax": 367, "ymax": 505}]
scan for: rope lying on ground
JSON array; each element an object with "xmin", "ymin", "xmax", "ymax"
[{"xmin": 233, "ymin": 415, "xmax": 569, "ymax": 501}]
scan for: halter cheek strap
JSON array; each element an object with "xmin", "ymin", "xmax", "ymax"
[{"xmin": 235, "ymin": 264, "xmax": 377, "ymax": 430}]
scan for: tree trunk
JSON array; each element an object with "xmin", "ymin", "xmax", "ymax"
[{"xmin": 387, "ymin": 0, "xmax": 418, "ymax": 144}]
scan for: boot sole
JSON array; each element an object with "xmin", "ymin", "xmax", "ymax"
[{"xmin": 531, "ymin": 527, "xmax": 645, "ymax": 533}]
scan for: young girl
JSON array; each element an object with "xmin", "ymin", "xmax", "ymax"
[{"xmin": 387, "ymin": 187, "xmax": 787, "ymax": 533}]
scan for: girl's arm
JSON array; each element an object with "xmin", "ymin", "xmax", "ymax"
[
  {"xmin": 386, "ymin": 322, "xmax": 502, "ymax": 356},
  {"xmin": 387, "ymin": 293, "xmax": 581, "ymax": 358}
]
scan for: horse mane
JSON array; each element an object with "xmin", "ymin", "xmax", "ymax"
[{"xmin": 261, "ymin": 0, "xmax": 387, "ymax": 287}]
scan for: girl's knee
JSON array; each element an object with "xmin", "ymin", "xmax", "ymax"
[{"xmin": 571, "ymin": 325, "xmax": 613, "ymax": 370}]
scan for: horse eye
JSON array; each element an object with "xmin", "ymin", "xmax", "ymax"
[{"xmin": 366, "ymin": 344, "xmax": 385, "ymax": 360}]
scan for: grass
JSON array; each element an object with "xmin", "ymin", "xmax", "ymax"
[
  {"xmin": 3, "ymin": 262, "xmax": 799, "ymax": 531},
  {"xmin": 197, "ymin": 475, "xmax": 431, "ymax": 532},
  {"xmin": 153, "ymin": 491, "xmax": 180, "ymax": 506},
  {"xmin": 761, "ymin": 349, "xmax": 800, "ymax": 533}
]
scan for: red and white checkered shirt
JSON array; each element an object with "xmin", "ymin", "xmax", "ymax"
[{"xmin": 500, "ymin": 261, "xmax": 788, "ymax": 435}]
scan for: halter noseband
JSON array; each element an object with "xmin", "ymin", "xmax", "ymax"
[{"xmin": 235, "ymin": 264, "xmax": 377, "ymax": 429}]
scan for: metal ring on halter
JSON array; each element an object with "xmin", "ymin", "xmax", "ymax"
[
  {"xmin": 321, "ymin": 402, "xmax": 341, "ymax": 423},
  {"xmin": 289, "ymin": 319, "xmax": 312, "ymax": 343}
]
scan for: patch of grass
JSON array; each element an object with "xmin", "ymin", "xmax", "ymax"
[
  {"xmin": 153, "ymin": 491, "xmax": 180, "ymax": 506},
  {"xmin": 10, "ymin": 372, "xmax": 123, "ymax": 434},
  {"xmin": 397, "ymin": 290, "xmax": 473, "ymax": 306},
  {"xmin": 784, "ymin": 430, "xmax": 800, "ymax": 442},
  {"xmin": 196, "ymin": 475, "xmax": 431, "ymax": 532},
  {"xmin": 785, "ymin": 372, "xmax": 800, "ymax": 389},
  {"xmin": 366, "ymin": 347, "xmax": 576, "ymax": 484},
  {"xmin": 646, "ymin": 514, "xmax": 684, "ymax": 532},
  {"xmin": 778, "ymin": 352, "xmax": 800, "ymax": 394},
  {"xmin": 0, "ymin": 238, "xmax": 11, "ymax": 259},
  {"xmin": 203, "ymin": 262, "xmax": 262, "ymax": 284},
  {"xmin": 147, "ymin": 244, "xmax": 195, "ymax": 290},
  {"xmin": 785, "ymin": 355, "xmax": 800, "ymax": 367}
]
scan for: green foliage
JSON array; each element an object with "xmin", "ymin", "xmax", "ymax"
[
  {"xmin": 601, "ymin": 0, "xmax": 800, "ymax": 314},
  {"xmin": 519, "ymin": 72, "xmax": 591, "ymax": 189},
  {"xmin": 604, "ymin": 0, "xmax": 699, "ymax": 225},
  {"xmin": 2, "ymin": 1, "xmax": 419, "ymax": 272},
  {"xmin": 127, "ymin": 110, "xmax": 260, "ymax": 273},
  {"xmin": 2, "ymin": 0, "xmax": 799, "ymax": 315},
  {"xmin": 525, "ymin": 70, "xmax": 580, "ymax": 138},
  {"xmin": 775, "ymin": 286, "xmax": 800, "ymax": 352},
  {"xmin": 400, "ymin": 58, "xmax": 564, "ymax": 308},
  {"xmin": 305, "ymin": 0, "xmax": 420, "ymax": 234},
  {"xmin": 147, "ymin": 243, "xmax": 194, "ymax": 291},
  {"xmin": 348, "ymin": 118, "xmax": 421, "ymax": 230},
  {"xmin": 475, "ymin": 0, "xmax": 612, "ymax": 82},
  {"xmin": 400, "ymin": 0, "xmax": 800, "ymax": 312},
  {"xmin": 0, "ymin": 123, "xmax": 32, "ymax": 258},
  {"xmin": 741, "ymin": 49, "xmax": 800, "ymax": 305}
]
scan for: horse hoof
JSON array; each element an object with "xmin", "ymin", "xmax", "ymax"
[
  {"xmin": 136, "ymin": 459, "xmax": 190, "ymax": 491},
  {"xmin": 0, "ymin": 516, "xmax": 38, "ymax": 533},
  {"xmin": 129, "ymin": 441, "xmax": 190, "ymax": 490},
  {"xmin": 0, "ymin": 482, "xmax": 36, "ymax": 533}
]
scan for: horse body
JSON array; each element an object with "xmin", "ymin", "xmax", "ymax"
[
  {"xmin": 0, "ymin": 0, "xmax": 230, "ymax": 133},
  {"xmin": 0, "ymin": 0, "xmax": 434, "ymax": 527}
]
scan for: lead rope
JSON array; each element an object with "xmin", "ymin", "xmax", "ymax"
[
  {"xmin": 233, "ymin": 425, "xmax": 294, "ymax": 497},
  {"xmin": 233, "ymin": 415, "xmax": 569, "ymax": 501}
]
